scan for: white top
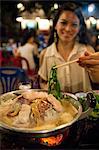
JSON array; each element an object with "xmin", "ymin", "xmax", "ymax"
[
  {"xmin": 18, "ymin": 43, "xmax": 35, "ymax": 70},
  {"xmin": 38, "ymin": 42, "xmax": 94, "ymax": 93}
]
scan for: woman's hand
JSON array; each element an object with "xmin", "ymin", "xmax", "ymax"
[
  {"xmin": 78, "ymin": 51, "xmax": 99, "ymax": 83},
  {"xmin": 78, "ymin": 51, "xmax": 99, "ymax": 67}
]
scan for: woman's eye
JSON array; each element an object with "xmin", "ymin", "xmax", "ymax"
[
  {"xmin": 72, "ymin": 23, "xmax": 79, "ymax": 28},
  {"xmin": 60, "ymin": 21, "xmax": 67, "ymax": 25}
]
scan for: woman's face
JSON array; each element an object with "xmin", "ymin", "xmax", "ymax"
[
  {"xmin": 28, "ymin": 37, "xmax": 34, "ymax": 44},
  {"xmin": 55, "ymin": 11, "xmax": 80, "ymax": 43}
]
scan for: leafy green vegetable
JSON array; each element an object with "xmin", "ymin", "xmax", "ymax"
[
  {"xmin": 48, "ymin": 66, "xmax": 63, "ymax": 100},
  {"xmin": 76, "ymin": 92, "xmax": 99, "ymax": 120},
  {"xmin": 89, "ymin": 92, "xmax": 99, "ymax": 120}
]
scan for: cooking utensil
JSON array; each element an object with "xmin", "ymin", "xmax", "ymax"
[
  {"xmin": 53, "ymin": 59, "xmax": 78, "ymax": 69},
  {"xmin": 0, "ymin": 89, "xmax": 96, "ymax": 139},
  {"xmin": 0, "ymin": 89, "xmax": 81, "ymax": 136}
]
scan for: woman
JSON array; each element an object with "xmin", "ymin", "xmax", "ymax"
[
  {"xmin": 15, "ymin": 31, "xmax": 39, "ymax": 71},
  {"xmin": 38, "ymin": 2, "xmax": 97, "ymax": 93}
]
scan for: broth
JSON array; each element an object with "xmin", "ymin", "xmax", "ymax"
[{"xmin": 0, "ymin": 91, "xmax": 78, "ymax": 131}]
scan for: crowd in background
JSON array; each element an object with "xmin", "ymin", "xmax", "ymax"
[{"xmin": 0, "ymin": 29, "xmax": 50, "ymax": 69}]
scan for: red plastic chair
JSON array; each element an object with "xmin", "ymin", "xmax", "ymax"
[
  {"xmin": 0, "ymin": 51, "xmax": 3, "ymax": 66},
  {"xmin": 10, "ymin": 56, "xmax": 40, "ymax": 89}
]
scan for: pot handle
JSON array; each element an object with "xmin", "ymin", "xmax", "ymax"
[
  {"xmin": 86, "ymin": 92, "xmax": 96, "ymax": 108},
  {"xmin": 79, "ymin": 92, "xmax": 96, "ymax": 120}
]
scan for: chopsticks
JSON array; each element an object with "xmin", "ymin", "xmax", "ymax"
[{"xmin": 53, "ymin": 59, "xmax": 79, "ymax": 69}]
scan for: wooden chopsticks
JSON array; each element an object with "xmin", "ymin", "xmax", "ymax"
[{"xmin": 53, "ymin": 59, "xmax": 79, "ymax": 69}]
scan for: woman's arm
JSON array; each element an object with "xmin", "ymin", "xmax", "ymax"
[
  {"xmin": 13, "ymin": 48, "xmax": 21, "ymax": 57},
  {"xmin": 78, "ymin": 50, "xmax": 99, "ymax": 83},
  {"xmin": 38, "ymin": 50, "xmax": 48, "ymax": 89},
  {"xmin": 33, "ymin": 43, "xmax": 40, "ymax": 58}
]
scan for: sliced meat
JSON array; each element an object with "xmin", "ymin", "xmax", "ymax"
[
  {"xmin": 47, "ymin": 94, "xmax": 64, "ymax": 112},
  {"xmin": 22, "ymin": 91, "xmax": 48, "ymax": 102},
  {"xmin": 18, "ymin": 104, "xmax": 31, "ymax": 124},
  {"xmin": 0, "ymin": 105, "xmax": 12, "ymax": 117},
  {"xmin": 17, "ymin": 97, "xmax": 30, "ymax": 105}
]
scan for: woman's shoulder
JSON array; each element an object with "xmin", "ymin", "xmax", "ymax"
[
  {"xmin": 85, "ymin": 44, "xmax": 95, "ymax": 53},
  {"xmin": 76, "ymin": 42, "xmax": 95, "ymax": 53},
  {"xmin": 39, "ymin": 43, "xmax": 55, "ymax": 66},
  {"xmin": 81, "ymin": 43, "xmax": 95, "ymax": 53},
  {"xmin": 26, "ymin": 43, "xmax": 34, "ymax": 48},
  {"xmin": 40, "ymin": 49, "xmax": 47, "ymax": 58},
  {"xmin": 17, "ymin": 46, "xmax": 23, "ymax": 52},
  {"xmin": 39, "ymin": 49, "xmax": 46, "ymax": 66},
  {"xmin": 44, "ymin": 43, "xmax": 56, "ymax": 56}
]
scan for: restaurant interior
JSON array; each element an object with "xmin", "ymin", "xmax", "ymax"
[{"xmin": 0, "ymin": 0, "xmax": 99, "ymax": 149}]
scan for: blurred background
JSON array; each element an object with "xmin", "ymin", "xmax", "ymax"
[{"xmin": 0, "ymin": 0, "xmax": 99, "ymax": 53}]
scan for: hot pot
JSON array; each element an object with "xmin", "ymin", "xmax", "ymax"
[{"xmin": 0, "ymin": 89, "xmax": 96, "ymax": 146}]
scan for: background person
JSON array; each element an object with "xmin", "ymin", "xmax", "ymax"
[
  {"xmin": 15, "ymin": 30, "xmax": 39, "ymax": 71},
  {"xmin": 6, "ymin": 38, "xmax": 17, "ymax": 55}
]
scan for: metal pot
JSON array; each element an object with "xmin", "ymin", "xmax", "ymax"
[{"xmin": 0, "ymin": 89, "xmax": 96, "ymax": 145}]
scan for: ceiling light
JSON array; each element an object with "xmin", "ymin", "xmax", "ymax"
[
  {"xmin": 88, "ymin": 4, "xmax": 95, "ymax": 13},
  {"xmin": 17, "ymin": 3, "xmax": 23, "ymax": 9},
  {"xmin": 54, "ymin": 3, "xmax": 58, "ymax": 9},
  {"xmin": 16, "ymin": 17, "xmax": 23, "ymax": 22}
]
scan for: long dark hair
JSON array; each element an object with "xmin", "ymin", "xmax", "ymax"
[
  {"xmin": 21, "ymin": 30, "xmax": 36, "ymax": 46},
  {"xmin": 48, "ymin": 2, "xmax": 90, "ymax": 46}
]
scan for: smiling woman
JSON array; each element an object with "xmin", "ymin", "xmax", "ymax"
[{"xmin": 38, "ymin": 2, "xmax": 98, "ymax": 93}]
